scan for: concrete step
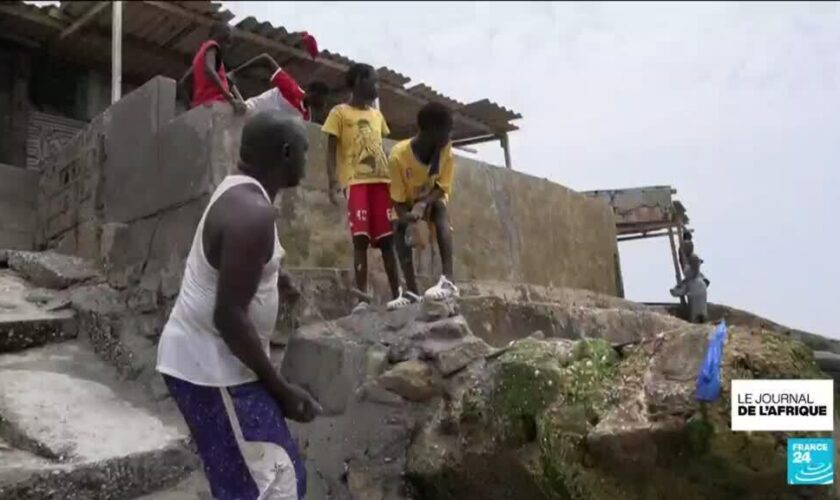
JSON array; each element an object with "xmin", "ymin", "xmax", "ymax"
[
  {"xmin": 0, "ymin": 270, "xmax": 78, "ymax": 353},
  {"xmin": 0, "ymin": 342, "xmax": 196, "ymax": 499},
  {"xmin": 0, "ymin": 312, "xmax": 77, "ymax": 353},
  {"xmin": 136, "ymin": 471, "xmax": 210, "ymax": 500}
]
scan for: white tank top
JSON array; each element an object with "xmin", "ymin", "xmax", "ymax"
[{"xmin": 156, "ymin": 175, "xmax": 284, "ymax": 386}]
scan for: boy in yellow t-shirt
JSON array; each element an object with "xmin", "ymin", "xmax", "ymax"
[
  {"xmin": 387, "ymin": 103, "xmax": 457, "ymax": 310},
  {"xmin": 322, "ymin": 63, "xmax": 401, "ymax": 313}
]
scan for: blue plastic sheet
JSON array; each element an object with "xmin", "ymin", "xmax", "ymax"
[{"xmin": 695, "ymin": 320, "xmax": 728, "ymax": 402}]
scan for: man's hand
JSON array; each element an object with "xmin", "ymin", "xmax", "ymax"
[
  {"xmin": 409, "ymin": 201, "xmax": 427, "ymax": 222},
  {"xmin": 280, "ymin": 285, "xmax": 301, "ymax": 306},
  {"xmin": 328, "ymin": 182, "xmax": 342, "ymax": 206},
  {"xmin": 232, "ymin": 99, "xmax": 247, "ymax": 116},
  {"xmin": 277, "ymin": 383, "xmax": 323, "ymax": 422}
]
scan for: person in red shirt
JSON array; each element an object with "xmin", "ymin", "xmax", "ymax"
[
  {"xmin": 230, "ymin": 53, "xmax": 328, "ymax": 123},
  {"xmin": 178, "ymin": 23, "xmax": 245, "ymax": 114}
]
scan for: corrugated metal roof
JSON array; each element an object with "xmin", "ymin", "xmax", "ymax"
[{"xmin": 5, "ymin": 0, "xmax": 521, "ymax": 141}]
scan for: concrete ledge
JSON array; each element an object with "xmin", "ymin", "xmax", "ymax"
[
  {"xmin": 0, "ymin": 313, "xmax": 77, "ymax": 353},
  {"xmin": 0, "ymin": 446, "xmax": 195, "ymax": 500},
  {"xmin": 0, "ymin": 342, "xmax": 196, "ymax": 499}
]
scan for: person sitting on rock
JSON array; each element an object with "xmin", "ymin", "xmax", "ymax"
[
  {"xmin": 387, "ymin": 102, "xmax": 458, "ymax": 310},
  {"xmin": 321, "ymin": 63, "xmax": 402, "ymax": 313},
  {"xmin": 156, "ymin": 110, "xmax": 321, "ymax": 500}
]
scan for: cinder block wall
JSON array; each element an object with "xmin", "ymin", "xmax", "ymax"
[
  {"xmin": 0, "ymin": 163, "xmax": 38, "ymax": 250},
  {"xmin": 36, "ymin": 76, "xmax": 620, "ymax": 298}
]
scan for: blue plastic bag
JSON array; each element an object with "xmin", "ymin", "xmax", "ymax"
[{"xmin": 695, "ymin": 320, "xmax": 727, "ymax": 402}]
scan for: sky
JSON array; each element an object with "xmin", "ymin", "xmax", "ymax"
[
  {"xmin": 29, "ymin": 1, "xmax": 837, "ymax": 336},
  {"xmin": 220, "ymin": 1, "xmax": 840, "ymax": 336}
]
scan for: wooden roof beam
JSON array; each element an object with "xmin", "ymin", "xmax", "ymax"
[
  {"xmin": 0, "ymin": 3, "xmax": 65, "ymax": 30},
  {"xmin": 59, "ymin": 1, "xmax": 110, "ymax": 40}
]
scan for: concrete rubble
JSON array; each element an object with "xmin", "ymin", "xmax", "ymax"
[{"xmin": 1, "ymin": 248, "xmax": 840, "ymax": 499}]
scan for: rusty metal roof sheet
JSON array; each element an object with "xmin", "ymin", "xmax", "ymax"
[{"xmin": 5, "ymin": 1, "xmax": 521, "ymax": 141}]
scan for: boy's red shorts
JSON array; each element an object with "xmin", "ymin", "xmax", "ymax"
[{"xmin": 347, "ymin": 182, "xmax": 395, "ymax": 243}]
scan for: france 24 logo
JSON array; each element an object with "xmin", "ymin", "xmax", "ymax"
[{"xmin": 787, "ymin": 438, "xmax": 834, "ymax": 485}]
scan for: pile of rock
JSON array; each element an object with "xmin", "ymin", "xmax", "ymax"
[{"xmin": 279, "ymin": 296, "xmax": 838, "ymax": 499}]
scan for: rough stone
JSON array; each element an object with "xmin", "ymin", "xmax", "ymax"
[
  {"xmin": 431, "ymin": 337, "xmax": 491, "ymax": 376},
  {"xmin": 281, "ymin": 321, "xmax": 369, "ymax": 415},
  {"xmin": 813, "ymin": 350, "xmax": 840, "ymax": 372},
  {"xmin": 420, "ymin": 297, "xmax": 460, "ymax": 322},
  {"xmin": 0, "ymin": 313, "xmax": 77, "ymax": 353},
  {"xmin": 378, "ymin": 361, "xmax": 440, "ymax": 403},
  {"xmin": 405, "ymin": 323, "xmax": 835, "ymax": 500},
  {"xmin": 461, "ymin": 295, "xmax": 685, "ymax": 348},
  {"xmin": 7, "ymin": 251, "xmax": 101, "ymax": 290}
]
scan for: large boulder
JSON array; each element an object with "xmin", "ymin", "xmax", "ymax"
[{"xmin": 406, "ymin": 325, "xmax": 837, "ymax": 500}]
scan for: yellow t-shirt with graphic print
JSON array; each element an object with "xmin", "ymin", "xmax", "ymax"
[
  {"xmin": 388, "ymin": 139, "xmax": 455, "ymax": 205},
  {"xmin": 321, "ymin": 104, "xmax": 391, "ymax": 188}
]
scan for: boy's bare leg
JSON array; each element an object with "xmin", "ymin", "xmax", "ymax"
[
  {"xmin": 431, "ymin": 201, "xmax": 454, "ymax": 279},
  {"xmin": 395, "ymin": 223, "xmax": 420, "ymax": 295},
  {"xmin": 377, "ymin": 236, "xmax": 401, "ymax": 300},
  {"xmin": 352, "ymin": 235, "xmax": 370, "ymax": 300}
]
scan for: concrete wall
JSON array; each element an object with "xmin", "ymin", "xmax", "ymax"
[
  {"xmin": 37, "ymin": 76, "xmax": 620, "ymax": 298},
  {"xmin": 0, "ymin": 163, "xmax": 37, "ymax": 250}
]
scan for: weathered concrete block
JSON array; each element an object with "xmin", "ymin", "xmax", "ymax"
[
  {"xmin": 153, "ymin": 106, "xmax": 215, "ymax": 215},
  {"xmin": 102, "ymin": 77, "xmax": 176, "ymax": 223},
  {"xmin": 281, "ymin": 322, "xmax": 369, "ymax": 415},
  {"xmin": 7, "ymin": 250, "xmax": 101, "ymax": 289},
  {"xmin": 0, "ymin": 313, "xmax": 77, "ymax": 353},
  {"xmin": 0, "ymin": 343, "xmax": 195, "ymax": 500}
]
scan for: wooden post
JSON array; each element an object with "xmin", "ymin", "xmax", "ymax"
[
  {"xmin": 500, "ymin": 133, "xmax": 512, "ymax": 169},
  {"xmin": 59, "ymin": 2, "xmax": 110, "ymax": 40},
  {"xmin": 667, "ymin": 225, "xmax": 686, "ymax": 307},
  {"xmin": 111, "ymin": 1, "xmax": 123, "ymax": 104}
]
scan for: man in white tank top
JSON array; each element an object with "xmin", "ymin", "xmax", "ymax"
[{"xmin": 156, "ymin": 110, "xmax": 321, "ymax": 500}]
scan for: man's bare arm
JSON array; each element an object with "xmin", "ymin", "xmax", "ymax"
[
  {"xmin": 326, "ymin": 135, "xmax": 338, "ymax": 186},
  {"xmin": 277, "ymin": 267, "xmax": 300, "ymax": 303},
  {"xmin": 230, "ymin": 53, "xmax": 279, "ymax": 76},
  {"xmin": 177, "ymin": 67, "xmax": 193, "ymax": 106},
  {"xmin": 213, "ymin": 203, "xmax": 317, "ymax": 420},
  {"xmin": 326, "ymin": 135, "xmax": 340, "ymax": 204},
  {"xmin": 204, "ymin": 48, "xmax": 236, "ymax": 104}
]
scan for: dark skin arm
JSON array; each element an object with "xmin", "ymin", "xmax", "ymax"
[
  {"xmin": 326, "ymin": 135, "xmax": 340, "ymax": 204},
  {"xmin": 399, "ymin": 186, "xmax": 445, "ymax": 222},
  {"xmin": 205, "ymin": 47, "xmax": 246, "ymax": 114},
  {"xmin": 213, "ymin": 198, "xmax": 320, "ymax": 422},
  {"xmin": 230, "ymin": 53, "xmax": 280, "ymax": 76},
  {"xmin": 177, "ymin": 67, "xmax": 193, "ymax": 107},
  {"xmin": 277, "ymin": 267, "xmax": 300, "ymax": 304}
]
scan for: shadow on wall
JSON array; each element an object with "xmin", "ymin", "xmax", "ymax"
[{"xmin": 36, "ymin": 76, "xmax": 620, "ymax": 299}]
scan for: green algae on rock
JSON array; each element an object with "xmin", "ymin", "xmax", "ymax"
[{"xmin": 407, "ymin": 326, "xmax": 837, "ymax": 500}]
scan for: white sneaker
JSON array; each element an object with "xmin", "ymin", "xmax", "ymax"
[
  {"xmin": 387, "ymin": 288, "xmax": 421, "ymax": 311},
  {"xmin": 424, "ymin": 276, "xmax": 459, "ymax": 301}
]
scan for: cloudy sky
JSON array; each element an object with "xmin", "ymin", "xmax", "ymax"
[{"xmin": 220, "ymin": 1, "xmax": 840, "ymax": 336}]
